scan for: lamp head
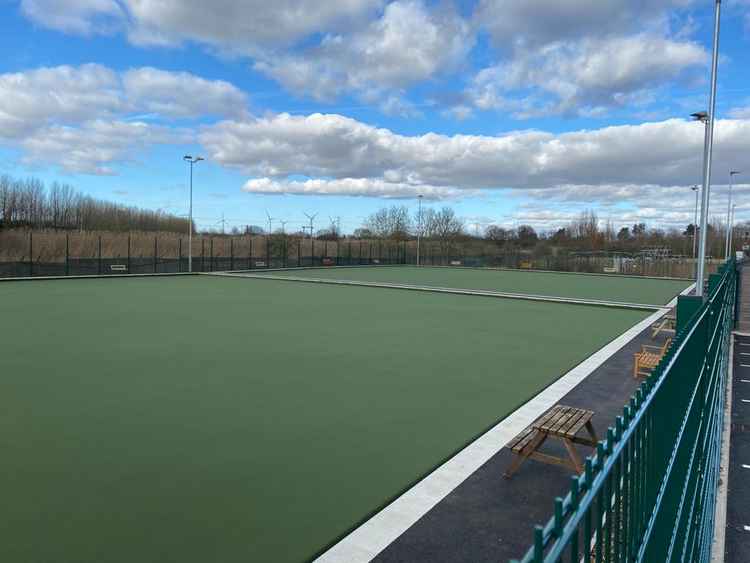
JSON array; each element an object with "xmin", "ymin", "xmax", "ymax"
[{"xmin": 690, "ymin": 111, "xmax": 708, "ymax": 122}]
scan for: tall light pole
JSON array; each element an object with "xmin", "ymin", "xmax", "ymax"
[
  {"xmin": 725, "ymin": 170, "xmax": 741, "ymax": 258},
  {"xmin": 691, "ymin": 185, "xmax": 699, "ymax": 258},
  {"xmin": 693, "ymin": 0, "xmax": 722, "ymax": 298},
  {"xmin": 729, "ymin": 203, "xmax": 737, "ymax": 258},
  {"xmin": 416, "ymin": 194, "xmax": 423, "ymax": 266},
  {"xmin": 183, "ymin": 155, "xmax": 204, "ymax": 273}
]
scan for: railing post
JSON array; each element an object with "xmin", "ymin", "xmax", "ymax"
[
  {"xmin": 65, "ymin": 233, "xmax": 69, "ymax": 276},
  {"xmin": 98, "ymin": 235, "xmax": 102, "ymax": 275},
  {"xmin": 178, "ymin": 238, "xmax": 182, "ymax": 272},
  {"xmin": 153, "ymin": 236, "xmax": 157, "ymax": 273},
  {"xmin": 28, "ymin": 231, "xmax": 33, "ymax": 277}
]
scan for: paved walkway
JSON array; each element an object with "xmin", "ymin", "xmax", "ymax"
[
  {"xmin": 370, "ymin": 323, "xmax": 669, "ymax": 562},
  {"xmin": 725, "ymin": 265, "xmax": 750, "ymax": 563}
]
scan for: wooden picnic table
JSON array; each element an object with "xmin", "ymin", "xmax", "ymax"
[{"xmin": 504, "ymin": 405, "xmax": 598, "ymax": 478}]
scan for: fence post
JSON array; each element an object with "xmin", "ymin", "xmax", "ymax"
[
  {"xmin": 266, "ymin": 235, "xmax": 270, "ymax": 268},
  {"xmin": 153, "ymin": 236, "xmax": 157, "ymax": 273},
  {"xmin": 201, "ymin": 238, "xmax": 205, "ymax": 272},
  {"xmin": 230, "ymin": 238, "xmax": 234, "ymax": 271},
  {"xmin": 65, "ymin": 233, "xmax": 69, "ymax": 276},
  {"xmin": 28, "ymin": 231, "xmax": 33, "ymax": 277},
  {"xmin": 249, "ymin": 236, "xmax": 253, "ymax": 269},
  {"xmin": 98, "ymin": 235, "xmax": 102, "ymax": 275},
  {"xmin": 178, "ymin": 238, "xmax": 182, "ymax": 272},
  {"xmin": 210, "ymin": 238, "xmax": 214, "ymax": 272},
  {"xmin": 298, "ymin": 238, "xmax": 301, "ymax": 267},
  {"xmin": 127, "ymin": 235, "xmax": 131, "ymax": 273}
]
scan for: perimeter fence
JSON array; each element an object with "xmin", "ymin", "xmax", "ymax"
[
  {"xmin": 513, "ymin": 259, "xmax": 737, "ymax": 563},
  {"xmin": 0, "ymin": 229, "xmax": 723, "ymax": 279}
]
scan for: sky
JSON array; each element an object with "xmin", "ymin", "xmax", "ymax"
[{"xmin": 1, "ymin": 0, "xmax": 750, "ymax": 234}]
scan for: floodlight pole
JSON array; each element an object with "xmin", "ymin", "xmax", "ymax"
[
  {"xmin": 695, "ymin": 0, "xmax": 722, "ymax": 298},
  {"xmin": 726, "ymin": 170, "xmax": 740, "ymax": 258},
  {"xmin": 184, "ymin": 155, "xmax": 204, "ymax": 273},
  {"xmin": 416, "ymin": 195, "xmax": 423, "ymax": 266},
  {"xmin": 692, "ymin": 185, "xmax": 699, "ymax": 258},
  {"xmin": 729, "ymin": 203, "xmax": 737, "ymax": 258}
]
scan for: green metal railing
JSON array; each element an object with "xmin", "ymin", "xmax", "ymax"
[{"xmin": 513, "ymin": 259, "xmax": 736, "ymax": 563}]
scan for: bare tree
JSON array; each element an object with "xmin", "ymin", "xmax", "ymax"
[{"xmin": 365, "ymin": 205, "xmax": 412, "ymax": 239}]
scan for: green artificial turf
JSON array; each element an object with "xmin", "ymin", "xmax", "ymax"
[
  {"xmin": 252, "ymin": 266, "xmax": 691, "ymax": 306},
  {"xmin": 0, "ymin": 275, "xmax": 648, "ymax": 563}
]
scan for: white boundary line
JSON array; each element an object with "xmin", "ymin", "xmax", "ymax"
[
  {"xmin": 225, "ymin": 263, "xmax": 694, "ymax": 282},
  {"xmin": 314, "ymin": 283, "xmax": 695, "ymax": 563},
  {"xmin": 210, "ymin": 272, "xmax": 667, "ymax": 312}
]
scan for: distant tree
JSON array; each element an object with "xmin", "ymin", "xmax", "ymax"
[
  {"xmin": 684, "ymin": 224, "xmax": 696, "ymax": 237},
  {"xmin": 485, "ymin": 225, "xmax": 510, "ymax": 244},
  {"xmin": 244, "ymin": 225, "xmax": 265, "ymax": 235},
  {"xmin": 550, "ymin": 227, "xmax": 569, "ymax": 243},
  {"xmin": 617, "ymin": 226, "xmax": 631, "ymax": 241},
  {"xmin": 353, "ymin": 228, "xmax": 374, "ymax": 239},
  {"xmin": 632, "ymin": 223, "xmax": 647, "ymax": 237},
  {"xmin": 516, "ymin": 225, "xmax": 538, "ymax": 247},
  {"xmin": 365, "ymin": 206, "xmax": 411, "ymax": 239}
]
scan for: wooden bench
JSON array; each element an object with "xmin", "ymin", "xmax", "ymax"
[
  {"xmin": 504, "ymin": 405, "xmax": 598, "ymax": 478},
  {"xmin": 651, "ymin": 312, "xmax": 676, "ymax": 339},
  {"xmin": 633, "ymin": 337, "xmax": 671, "ymax": 378}
]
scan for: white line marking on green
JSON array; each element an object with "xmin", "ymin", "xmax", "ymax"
[{"xmin": 312, "ymin": 284, "xmax": 694, "ymax": 563}]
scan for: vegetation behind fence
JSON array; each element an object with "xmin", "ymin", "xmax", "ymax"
[
  {"xmin": 513, "ymin": 259, "xmax": 736, "ymax": 563},
  {"xmin": 0, "ymin": 229, "xmax": 725, "ymax": 279}
]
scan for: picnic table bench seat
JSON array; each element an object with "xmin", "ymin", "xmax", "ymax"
[
  {"xmin": 505, "ymin": 405, "xmax": 598, "ymax": 478},
  {"xmin": 633, "ymin": 337, "xmax": 672, "ymax": 378}
]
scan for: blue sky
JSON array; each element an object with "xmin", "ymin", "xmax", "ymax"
[{"xmin": 1, "ymin": 0, "xmax": 750, "ymax": 234}]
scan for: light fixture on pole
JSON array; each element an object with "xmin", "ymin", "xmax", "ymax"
[
  {"xmin": 725, "ymin": 170, "xmax": 740, "ymax": 258},
  {"xmin": 693, "ymin": 0, "xmax": 722, "ymax": 298},
  {"xmin": 416, "ymin": 194, "xmax": 423, "ymax": 266},
  {"xmin": 183, "ymin": 155, "xmax": 204, "ymax": 273},
  {"xmin": 691, "ymin": 185, "xmax": 699, "ymax": 258}
]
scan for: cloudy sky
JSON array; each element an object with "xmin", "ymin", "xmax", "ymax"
[{"xmin": 2, "ymin": 0, "xmax": 750, "ymax": 233}]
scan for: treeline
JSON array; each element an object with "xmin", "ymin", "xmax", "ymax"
[
  {"xmin": 0, "ymin": 175, "xmax": 190, "ymax": 233},
  {"xmin": 354, "ymin": 206, "xmax": 739, "ymax": 258}
]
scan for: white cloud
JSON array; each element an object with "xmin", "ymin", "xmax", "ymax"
[
  {"xmin": 20, "ymin": 120, "xmax": 183, "ymax": 175},
  {"xmin": 475, "ymin": 0, "xmax": 692, "ymax": 48},
  {"xmin": 202, "ymin": 112, "xmax": 750, "ymax": 192},
  {"xmin": 242, "ymin": 177, "xmax": 471, "ymax": 199},
  {"xmin": 21, "ymin": 0, "xmax": 382, "ymax": 49},
  {"xmin": 21, "ymin": 0, "xmax": 123, "ymax": 35},
  {"xmin": 122, "ymin": 67, "xmax": 248, "ymax": 118},
  {"xmin": 469, "ymin": 35, "xmax": 706, "ymax": 117},
  {"xmin": 255, "ymin": 1, "xmax": 472, "ymax": 101},
  {"xmin": 0, "ymin": 64, "xmax": 246, "ymax": 173},
  {"xmin": 0, "ymin": 64, "xmax": 122, "ymax": 137},
  {"xmin": 729, "ymin": 105, "xmax": 750, "ymax": 119}
]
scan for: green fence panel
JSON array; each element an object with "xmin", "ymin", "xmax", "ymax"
[{"xmin": 513, "ymin": 259, "xmax": 736, "ymax": 563}]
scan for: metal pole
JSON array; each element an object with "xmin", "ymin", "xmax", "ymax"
[
  {"xmin": 416, "ymin": 195, "xmax": 423, "ymax": 266},
  {"xmin": 696, "ymin": 0, "xmax": 722, "ymax": 298},
  {"xmin": 729, "ymin": 203, "xmax": 736, "ymax": 257},
  {"xmin": 188, "ymin": 160, "xmax": 193, "ymax": 273},
  {"xmin": 724, "ymin": 172, "xmax": 732, "ymax": 260},
  {"xmin": 692, "ymin": 186, "xmax": 699, "ymax": 258},
  {"xmin": 726, "ymin": 171, "xmax": 740, "ymax": 258}
]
